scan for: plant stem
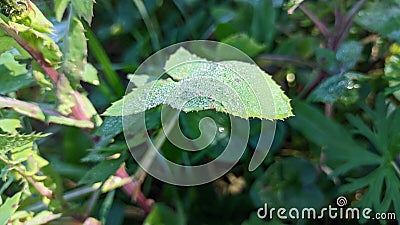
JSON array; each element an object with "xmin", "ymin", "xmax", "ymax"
[
  {"xmin": 115, "ymin": 166, "xmax": 153, "ymax": 213},
  {"xmin": 0, "ymin": 22, "xmax": 92, "ymax": 123},
  {"xmin": 336, "ymin": 0, "xmax": 368, "ymax": 48},
  {"xmin": 299, "ymin": 4, "xmax": 330, "ymax": 38}
]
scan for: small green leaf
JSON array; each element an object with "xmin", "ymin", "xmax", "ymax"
[
  {"xmin": 55, "ymin": 0, "xmax": 71, "ymax": 22},
  {"xmin": 251, "ymin": 157, "xmax": 324, "ymax": 209},
  {"xmin": 336, "ymin": 41, "xmax": 363, "ymax": 71},
  {"xmin": 143, "ymin": 203, "xmax": 180, "ymax": 225},
  {"xmin": 82, "ymin": 63, "xmax": 99, "ymax": 85},
  {"xmin": 72, "ymin": 0, "xmax": 94, "ymax": 24},
  {"xmin": 0, "ymin": 119, "xmax": 21, "ymax": 134},
  {"xmin": 221, "ymin": 33, "xmax": 265, "ymax": 57},
  {"xmin": 0, "ymin": 192, "xmax": 21, "ymax": 225},
  {"xmin": 0, "ymin": 52, "xmax": 34, "ymax": 94},
  {"xmin": 78, "ymin": 156, "xmax": 125, "ymax": 185},
  {"xmin": 308, "ymin": 73, "xmax": 362, "ymax": 105},
  {"xmin": 62, "ymin": 17, "xmax": 88, "ymax": 87}
]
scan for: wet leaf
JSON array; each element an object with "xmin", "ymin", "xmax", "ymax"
[
  {"xmin": 308, "ymin": 73, "xmax": 362, "ymax": 105},
  {"xmin": 105, "ymin": 48, "xmax": 292, "ymax": 120}
]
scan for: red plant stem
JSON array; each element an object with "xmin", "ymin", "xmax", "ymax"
[
  {"xmin": 115, "ymin": 167, "xmax": 153, "ymax": 213},
  {"xmin": 0, "ymin": 24, "xmax": 59, "ymax": 82}
]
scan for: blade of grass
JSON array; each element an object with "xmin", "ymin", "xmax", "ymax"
[
  {"xmin": 132, "ymin": 0, "xmax": 161, "ymax": 50},
  {"xmin": 84, "ymin": 24, "xmax": 125, "ymax": 98}
]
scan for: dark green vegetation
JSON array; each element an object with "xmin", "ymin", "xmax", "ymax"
[{"xmin": 0, "ymin": 0, "xmax": 400, "ymax": 224}]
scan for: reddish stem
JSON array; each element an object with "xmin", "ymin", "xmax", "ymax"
[{"xmin": 115, "ymin": 166, "xmax": 153, "ymax": 213}]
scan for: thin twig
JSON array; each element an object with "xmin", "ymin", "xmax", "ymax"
[{"xmin": 299, "ymin": 4, "xmax": 331, "ymax": 38}]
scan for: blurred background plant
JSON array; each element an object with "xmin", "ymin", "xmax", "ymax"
[{"xmin": 0, "ymin": 0, "xmax": 399, "ymax": 224}]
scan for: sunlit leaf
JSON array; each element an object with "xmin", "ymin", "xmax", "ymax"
[
  {"xmin": 0, "ymin": 192, "xmax": 21, "ymax": 225},
  {"xmin": 105, "ymin": 48, "xmax": 292, "ymax": 120},
  {"xmin": 72, "ymin": 0, "xmax": 94, "ymax": 24},
  {"xmin": 0, "ymin": 119, "xmax": 21, "ymax": 134}
]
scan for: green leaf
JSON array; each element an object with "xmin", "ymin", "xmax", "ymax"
[
  {"xmin": 105, "ymin": 48, "xmax": 293, "ymax": 120},
  {"xmin": 82, "ymin": 63, "xmax": 99, "ymax": 85},
  {"xmin": 250, "ymin": 0, "xmax": 276, "ymax": 50},
  {"xmin": 0, "ymin": 192, "xmax": 21, "ymax": 225},
  {"xmin": 308, "ymin": 73, "xmax": 362, "ymax": 105},
  {"xmin": 251, "ymin": 157, "xmax": 324, "ymax": 209},
  {"xmin": 55, "ymin": 0, "xmax": 70, "ymax": 22},
  {"xmin": 71, "ymin": 0, "xmax": 94, "ymax": 24},
  {"xmin": 0, "ymin": 52, "xmax": 34, "ymax": 94},
  {"xmin": 0, "ymin": 133, "xmax": 48, "ymax": 153},
  {"xmin": 99, "ymin": 190, "xmax": 115, "ymax": 225},
  {"xmin": 356, "ymin": 1, "xmax": 400, "ymax": 43},
  {"xmin": 62, "ymin": 17, "xmax": 88, "ymax": 87},
  {"xmin": 290, "ymin": 97, "xmax": 400, "ymax": 224},
  {"xmin": 221, "ymin": 33, "xmax": 265, "ymax": 57},
  {"xmin": 0, "ymin": 21, "xmax": 62, "ymax": 66},
  {"xmin": 21, "ymin": 2, "xmax": 54, "ymax": 34},
  {"xmin": 143, "ymin": 203, "xmax": 180, "ymax": 225},
  {"xmin": 316, "ymin": 48, "xmax": 340, "ymax": 74},
  {"xmin": 78, "ymin": 155, "xmax": 125, "ymax": 185},
  {"xmin": 95, "ymin": 116, "xmax": 122, "ymax": 137},
  {"xmin": 0, "ymin": 119, "xmax": 21, "ymax": 134},
  {"xmin": 289, "ymin": 100, "xmax": 379, "ymax": 169},
  {"xmin": 56, "ymin": 75, "xmax": 75, "ymax": 115},
  {"xmin": 336, "ymin": 41, "xmax": 363, "ymax": 71}
]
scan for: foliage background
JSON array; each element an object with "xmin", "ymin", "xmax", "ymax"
[{"xmin": 0, "ymin": 0, "xmax": 400, "ymax": 224}]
